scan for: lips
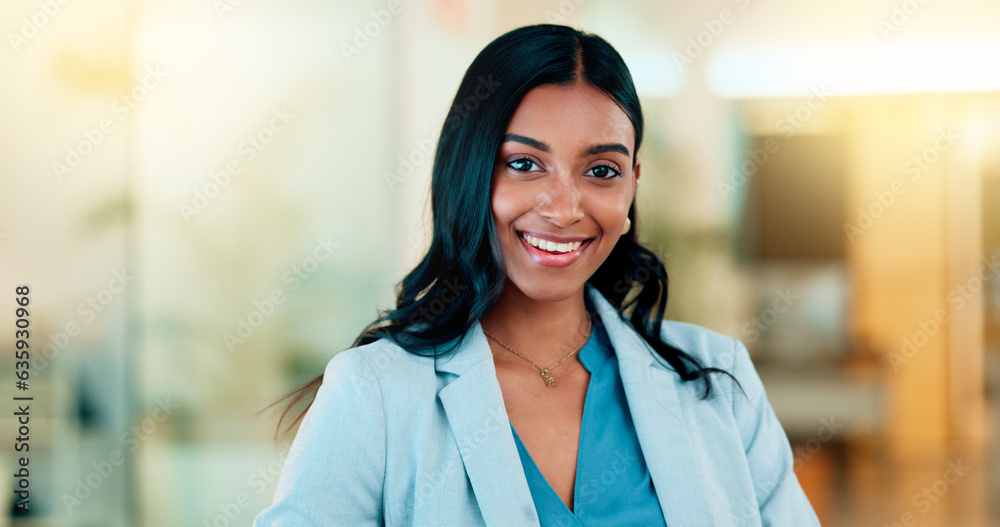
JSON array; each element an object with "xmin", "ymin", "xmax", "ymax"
[
  {"xmin": 521, "ymin": 234, "xmax": 580, "ymax": 254},
  {"xmin": 516, "ymin": 230, "xmax": 594, "ymax": 268}
]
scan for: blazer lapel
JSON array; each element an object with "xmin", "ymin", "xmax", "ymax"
[
  {"xmin": 434, "ymin": 284, "xmax": 714, "ymax": 526},
  {"xmin": 585, "ymin": 284, "xmax": 716, "ymax": 525},
  {"xmin": 436, "ymin": 322, "xmax": 541, "ymax": 527}
]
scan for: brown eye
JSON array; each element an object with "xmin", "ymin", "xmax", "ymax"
[
  {"xmin": 508, "ymin": 157, "xmax": 540, "ymax": 172},
  {"xmin": 587, "ymin": 164, "xmax": 621, "ymax": 179}
]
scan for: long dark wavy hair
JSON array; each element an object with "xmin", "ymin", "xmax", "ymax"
[{"xmin": 269, "ymin": 23, "xmax": 738, "ymax": 439}]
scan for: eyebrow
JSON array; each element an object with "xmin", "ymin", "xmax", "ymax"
[
  {"xmin": 503, "ymin": 134, "xmax": 549, "ymax": 152},
  {"xmin": 502, "ymin": 133, "xmax": 630, "ymax": 159},
  {"xmin": 583, "ymin": 143, "xmax": 630, "ymax": 157}
]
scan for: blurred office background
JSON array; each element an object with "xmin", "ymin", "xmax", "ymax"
[{"xmin": 1, "ymin": 0, "xmax": 999, "ymax": 525}]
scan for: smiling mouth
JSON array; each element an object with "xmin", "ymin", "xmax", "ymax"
[{"xmin": 517, "ymin": 230, "xmax": 595, "ymax": 254}]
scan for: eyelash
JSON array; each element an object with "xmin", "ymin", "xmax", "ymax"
[{"xmin": 506, "ymin": 157, "xmax": 622, "ymax": 179}]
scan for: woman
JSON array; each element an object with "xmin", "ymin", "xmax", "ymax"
[{"xmin": 254, "ymin": 24, "xmax": 820, "ymax": 527}]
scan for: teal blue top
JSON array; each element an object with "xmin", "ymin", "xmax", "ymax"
[{"xmin": 509, "ymin": 311, "xmax": 667, "ymax": 526}]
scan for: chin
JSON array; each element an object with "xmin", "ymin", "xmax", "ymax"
[{"xmin": 506, "ymin": 275, "xmax": 586, "ymax": 303}]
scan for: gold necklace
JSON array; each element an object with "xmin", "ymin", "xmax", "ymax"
[{"xmin": 482, "ymin": 316, "xmax": 592, "ymax": 388}]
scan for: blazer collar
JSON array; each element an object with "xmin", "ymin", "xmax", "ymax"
[{"xmin": 435, "ymin": 283, "xmax": 714, "ymax": 526}]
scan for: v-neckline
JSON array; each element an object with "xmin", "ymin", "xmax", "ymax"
[{"xmin": 509, "ymin": 340, "xmax": 600, "ymax": 519}]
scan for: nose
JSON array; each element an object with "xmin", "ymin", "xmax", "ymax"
[{"xmin": 536, "ymin": 172, "xmax": 585, "ymax": 228}]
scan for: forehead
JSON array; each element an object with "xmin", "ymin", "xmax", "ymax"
[{"xmin": 503, "ymin": 83, "xmax": 634, "ymax": 149}]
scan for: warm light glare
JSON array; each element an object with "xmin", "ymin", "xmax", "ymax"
[
  {"xmin": 623, "ymin": 51, "xmax": 686, "ymax": 98},
  {"xmin": 707, "ymin": 44, "xmax": 1000, "ymax": 98}
]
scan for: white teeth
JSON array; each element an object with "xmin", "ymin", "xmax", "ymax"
[{"xmin": 520, "ymin": 232, "xmax": 584, "ymax": 253}]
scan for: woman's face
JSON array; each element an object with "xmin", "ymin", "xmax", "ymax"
[{"xmin": 491, "ymin": 82, "xmax": 639, "ymax": 302}]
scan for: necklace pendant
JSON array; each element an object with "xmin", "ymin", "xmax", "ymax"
[{"xmin": 539, "ymin": 368, "xmax": 557, "ymax": 388}]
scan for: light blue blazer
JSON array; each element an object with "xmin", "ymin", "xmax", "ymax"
[{"xmin": 254, "ymin": 283, "xmax": 821, "ymax": 526}]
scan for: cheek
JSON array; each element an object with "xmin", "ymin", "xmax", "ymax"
[
  {"xmin": 490, "ymin": 196, "xmax": 510, "ymax": 230},
  {"xmin": 490, "ymin": 181, "xmax": 529, "ymax": 228},
  {"xmin": 589, "ymin": 192, "xmax": 632, "ymax": 227}
]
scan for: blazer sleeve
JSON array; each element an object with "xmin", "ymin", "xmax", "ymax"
[
  {"xmin": 729, "ymin": 337, "xmax": 822, "ymax": 526},
  {"xmin": 253, "ymin": 349, "xmax": 386, "ymax": 527}
]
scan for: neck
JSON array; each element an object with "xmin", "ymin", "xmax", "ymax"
[{"xmin": 481, "ymin": 283, "xmax": 592, "ymax": 366}]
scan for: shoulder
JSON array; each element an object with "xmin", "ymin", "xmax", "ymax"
[
  {"xmin": 654, "ymin": 319, "xmax": 763, "ymax": 411},
  {"xmin": 313, "ymin": 337, "xmax": 439, "ymax": 414},
  {"xmin": 298, "ymin": 338, "xmax": 425, "ymax": 436},
  {"xmin": 657, "ymin": 319, "xmax": 745, "ymax": 372},
  {"xmin": 322, "ymin": 337, "xmax": 435, "ymax": 383},
  {"xmin": 655, "ymin": 320, "xmax": 780, "ymax": 445}
]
